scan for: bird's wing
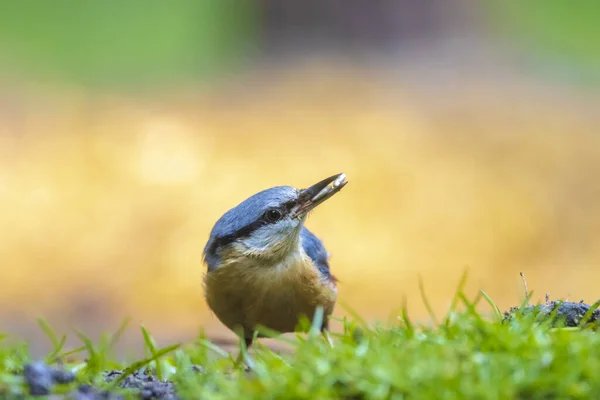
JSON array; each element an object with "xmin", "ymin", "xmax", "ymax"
[{"xmin": 300, "ymin": 226, "xmax": 333, "ymax": 281}]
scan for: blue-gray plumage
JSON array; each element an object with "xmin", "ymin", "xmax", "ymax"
[
  {"xmin": 202, "ymin": 173, "xmax": 347, "ymax": 349},
  {"xmin": 203, "ymin": 185, "xmax": 299, "ymax": 272},
  {"xmin": 300, "ymin": 227, "xmax": 332, "ymax": 280}
]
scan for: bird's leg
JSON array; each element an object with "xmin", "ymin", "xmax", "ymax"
[
  {"xmin": 321, "ymin": 320, "xmax": 334, "ymax": 348},
  {"xmin": 234, "ymin": 336, "xmax": 255, "ymax": 370},
  {"xmin": 322, "ymin": 329, "xmax": 334, "ymax": 348}
]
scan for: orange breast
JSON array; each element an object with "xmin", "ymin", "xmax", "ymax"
[{"xmin": 204, "ymin": 253, "xmax": 337, "ymax": 337}]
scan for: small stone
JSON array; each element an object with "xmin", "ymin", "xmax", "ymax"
[
  {"xmin": 51, "ymin": 367, "xmax": 76, "ymax": 384},
  {"xmin": 24, "ymin": 361, "xmax": 53, "ymax": 396}
]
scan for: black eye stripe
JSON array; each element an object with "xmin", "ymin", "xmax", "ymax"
[
  {"xmin": 206, "ymin": 200, "xmax": 298, "ymax": 258},
  {"xmin": 283, "ymin": 199, "xmax": 297, "ymax": 211},
  {"xmin": 206, "ymin": 218, "xmax": 267, "ymax": 258}
]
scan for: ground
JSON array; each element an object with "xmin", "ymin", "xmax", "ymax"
[{"xmin": 2, "ymin": 283, "xmax": 600, "ymax": 399}]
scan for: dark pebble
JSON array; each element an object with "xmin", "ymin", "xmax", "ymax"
[
  {"xmin": 51, "ymin": 367, "xmax": 76, "ymax": 384},
  {"xmin": 24, "ymin": 361, "xmax": 78, "ymax": 396},
  {"xmin": 24, "ymin": 361, "xmax": 54, "ymax": 396},
  {"xmin": 104, "ymin": 369, "xmax": 179, "ymax": 400}
]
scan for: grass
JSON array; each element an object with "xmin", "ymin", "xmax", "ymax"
[{"xmin": 2, "ymin": 279, "xmax": 600, "ymax": 399}]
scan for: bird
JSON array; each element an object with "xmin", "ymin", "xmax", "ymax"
[{"xmin": 202, "ymin": 173, "xmax": 348, "ymax": 352}]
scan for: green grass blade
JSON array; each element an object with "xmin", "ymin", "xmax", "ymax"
[
  {"xmin": 459, "ymin": 293, "xmax": 485, "ymax": 325},
  {"xmin": 445, "ymin": 269, "xmax": 469, "ymax": 327},
  {"xmin": 517, "ymin": 291, "xmax": 535, "ymax": 316},
  {"xmin": 400, "ymin": 298, "xmax": 414, "ymax": 337},
  {"xmin": 196, "ymin": 339, "xmax": 229, "ymax": 358},
  {"xmin": 46, "ymin": 334, "xmax": 67, "ymax": 363},
  {"xmin": 338, "ymin": 299, "xmax": 369, "ymax": 328},
  {"xmin": 75, "ymin": 331, "xmax": 96, "ymax": 360},
  {"xmin": 37, "ymin": 318, "xmax": 59, "ymax": 349},
  {"xmin": 38, "ymin": 318, "xmax": 67, "ymax": 362},
  {"xmin": 74, "ymin": 330, "xmax": 102, "ymax": 375},
  {"xmin": 253, "ymin": 325, "xmax": 296, "ymax": 345},
  {"xmin": 112, "ymin": 344, "xmax": 181, "ymax": 386},
  {"xmin": 480, "ymin": 290, "xmax": 503, "ymax": 321},
  {"xmin": 141, "ymin": 326, "xmax": 163, "ymax": 380},
  {"xmin": 579, "ymin": 299, "xmax": 600, "ymax": 327},
  {"xmin": 59, "ymin": 346, "xmax": 87, "ymax": 359},
  {"xmin": 419, "ymin": 275, "xmax": 438, "ymax": 325},
  {"xmin": 108, "ymin": 318, "xmax": 131, "ymax": 351}
]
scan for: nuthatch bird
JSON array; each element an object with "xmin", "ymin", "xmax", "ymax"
[{"xmin": 203, "ymin": 173, "xmax": 348, "ymax": 349}]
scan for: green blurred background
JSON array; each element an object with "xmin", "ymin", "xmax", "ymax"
[{"xmin": 1, "ymin": 0, "xmax": 599, "ymax": 356}]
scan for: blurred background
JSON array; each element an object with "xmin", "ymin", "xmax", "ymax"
[{"xmin": 1, "ymin": 0, "xmax": 600, "ymax": 356}]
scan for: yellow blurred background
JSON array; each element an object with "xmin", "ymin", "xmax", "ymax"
[{"xmin": 1, "ymin": 1, "xmax": 600, "ymax": 356}]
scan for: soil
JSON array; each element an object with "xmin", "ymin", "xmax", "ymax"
[
  {"xmin": 21, "ymin": 361, "xmax": 184, "ymax": 399},
  {"xmin": 503, "ymin": 300, "xmax": 600, "ymax": 327}
]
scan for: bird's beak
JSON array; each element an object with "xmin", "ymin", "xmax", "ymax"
[{"xmin": 292, "ymin": 173, "xmax": 348, "ymax": 219}]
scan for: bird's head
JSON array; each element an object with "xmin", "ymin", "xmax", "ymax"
[{"xmin": 203, "ymin": 173, "xmax": 347, "ymax": 270}]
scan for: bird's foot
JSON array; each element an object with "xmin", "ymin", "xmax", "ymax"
[
  {"xmin": 323, "ymin": 329, "xmax": 335, "ymax": 348},
  {"xmin": 233, "ymin": 336, "xmax": 256, "ymax": 371}
]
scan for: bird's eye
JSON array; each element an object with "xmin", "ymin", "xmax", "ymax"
[{"xmin": 264, "ymin": 208, "xmax": 283, "ymax": 223}]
